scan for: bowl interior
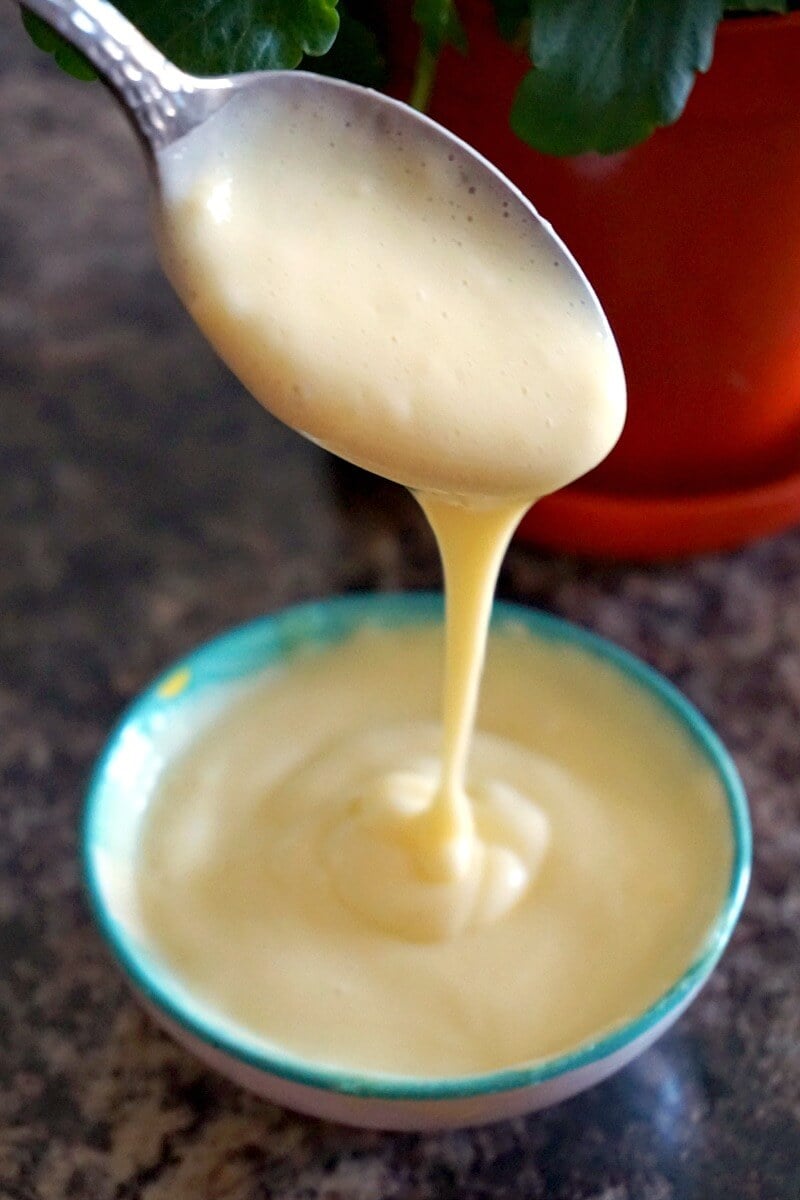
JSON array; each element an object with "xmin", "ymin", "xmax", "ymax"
[{"xmin": 83, "ymin": 593, "xmax": 751, "ymax": 1101}]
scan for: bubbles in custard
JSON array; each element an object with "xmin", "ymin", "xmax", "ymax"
[{"xmin": 157, "ymin": 86, "xmax": 625, "ymax": 500}]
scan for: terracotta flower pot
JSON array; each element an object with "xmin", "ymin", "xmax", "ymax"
[{"xmin": 387, "ymin": 5, "xmax": 800, "ymax": 558}]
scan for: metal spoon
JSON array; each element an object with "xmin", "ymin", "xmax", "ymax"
[
  {"xmin": 17, "ymin": 0, "xmax": 612, "ymax": 334},
  {"xmin": 18, "ymin": 0, "xmax": 243, "ymax": 153}
]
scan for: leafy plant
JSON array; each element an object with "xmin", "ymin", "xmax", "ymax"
[
  {"xmin": 23, "ymin": 0, "xmax": 341, "ymax": 80},
  {"xmin": 512, "ymin": 0, "xmax": 791, "ymax": 153},
  {"xmin": 20, "ymin": 0, "xmax": 797, "ymax": 155}
]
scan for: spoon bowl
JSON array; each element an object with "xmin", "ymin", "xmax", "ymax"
[{"xmin": 20, "ymin": 0, "xmax": 612, "ymax": 346}]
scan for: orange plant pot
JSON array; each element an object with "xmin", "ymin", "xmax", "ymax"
[{"xmin": 387, "ymin": 6, "xmax": 800, "ymax": 558}]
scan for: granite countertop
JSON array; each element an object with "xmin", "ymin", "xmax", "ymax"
[{"xmin": 1, "ymin": 11, "xmax": 799, "ymax": 1199}]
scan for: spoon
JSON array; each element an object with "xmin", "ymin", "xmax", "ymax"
[
  {"xmin": 19, "ymin": 0, "xmax": 625, "ymax": 926},
  {"xmin": 18, "ymin": 0, "xmax": 611, "ymax": 330}
]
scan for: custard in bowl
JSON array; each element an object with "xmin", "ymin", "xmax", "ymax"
[{"xmin": 83, "ymin": 594, "xmax": 750, "ymax": 1131}]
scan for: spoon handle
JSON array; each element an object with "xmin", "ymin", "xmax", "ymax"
[{"xmin": 19, "ymin": 0, "xmax": 229, "ymax": 150}]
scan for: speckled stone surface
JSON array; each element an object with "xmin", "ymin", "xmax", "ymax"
[{"xmin": 1, "ymin": 10, "xmax": 799, "ymax": 1198}]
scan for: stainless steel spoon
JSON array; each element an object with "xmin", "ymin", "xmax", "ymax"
[
  {"xmin": 17, "ymin": 0, "xmax": 611, "ymax": 330},
  {"xmin": 19, "ymin": 0, "xmax": 244, "ymax": 153}
]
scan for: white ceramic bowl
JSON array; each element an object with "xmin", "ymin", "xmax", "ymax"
[{"xmin": 83, "ymin": 594, "xmax": 751, "ymax": 1131}]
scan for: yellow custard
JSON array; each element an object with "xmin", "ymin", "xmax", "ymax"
[
  {"xmin": 139, "ymin": 85, "xmax": 730, "ymax": 1077},
  {"xmin": 157, "ymin": 90, "xmax": 624, "ymax": 503},
  {"xmin": 156, "ymin": 88, "xmax": 624, "ymax": 922},
  {"xmin": 138, "ymin": 624, "xmax": 732, "ymax": 1077}
]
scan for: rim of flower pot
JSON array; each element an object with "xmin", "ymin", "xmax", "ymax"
[{"xmin": 520, "ymin": 458, "xmax": 800, "ymax": 561}]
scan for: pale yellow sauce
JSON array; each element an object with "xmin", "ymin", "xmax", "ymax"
[
  {"xmin": 141, "ymin": 86, "xmax": 729, "ymax": 1074},
  {"xmin": 138, "ymin": 625, "xmax": 732, "ymax": 1076},
  {"xmin": 157, "ymin": 89, "xmax": 624, "ymax": 502}
]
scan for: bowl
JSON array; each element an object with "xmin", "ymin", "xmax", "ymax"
[{"xmin": 83, "ymin": 593, "xmax": 750, "ymax": 1130}]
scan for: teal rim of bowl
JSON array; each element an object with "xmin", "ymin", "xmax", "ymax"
[{"xmin": 82, "ymin": 592, "xmax": 751, "ymax": 1102}]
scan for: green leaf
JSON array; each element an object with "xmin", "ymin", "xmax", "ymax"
[
  {"xmin": 413, "ymin": 0, "xmax": 468, "ymax": 56},
  {"xmin": 305, "ymin": 8, "xmax": 386, "ymax": 88},
  {"xmin": 511, "ymin": 0, "xmax": 723, "ymax": 156},
  {"xmin": 121, "ymin": 0, "xmax": 339, "ymax": 74},
  {"xmin": 22, "ymin": 11, "xmax": 97, "ymax": 80},
  {"xmin": 22, "ymin": 0, "xmax": 340, "ymax": 81},
  {"xmin": 491, "ymin": 0, "xmax": 530, "ymax": 42}
]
